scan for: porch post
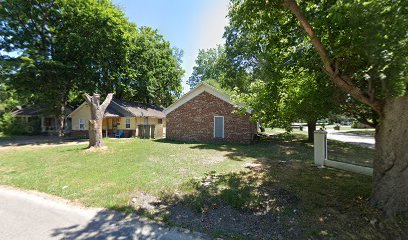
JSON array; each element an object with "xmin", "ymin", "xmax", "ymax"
[
  {"xmin": 105, "ymin": 119, "xmax": 108, "ymax": 138},
  {"xmin": 40, "ymin": 117, "xmax": 45, "ymax": 132},
  {"xmin": 314, "ymin": 130, "xmax": 327, "ymax": 167}
]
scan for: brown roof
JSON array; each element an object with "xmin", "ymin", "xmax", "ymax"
[{"xmin": 111, "ymin": 99, "xmax": 165, "ymax": 118}]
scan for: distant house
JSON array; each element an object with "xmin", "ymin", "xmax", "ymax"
[
  {"xmin": 164, "ymin": 82, "xmax": 257, "ymax": 144},
  {"xmin": 11, "ymin": 107, "xmax": 72, "ymax": 134},
  {"xmin": 68, "ymin": 99, "xmax": 165, "ymax": 138}
]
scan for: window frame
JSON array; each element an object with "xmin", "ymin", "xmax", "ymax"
[
  {"xmin": 125, "ymin": 118, "xmax": 131, "ymax": 128},
  {"xmin": 79, "ymin": 119, "xmax": 85, "ymax": 130}
]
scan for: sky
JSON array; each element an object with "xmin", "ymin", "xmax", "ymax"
[{"xmin": 113, "ymin": 0, "xmax": 229, "ymax": 93}]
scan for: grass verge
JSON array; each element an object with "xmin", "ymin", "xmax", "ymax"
[{"xmin": 0, "ymin": 136, "xmax": 406, "ymax": 239}]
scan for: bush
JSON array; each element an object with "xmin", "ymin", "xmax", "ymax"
[
  {"xmin": 334, "ymin": 125, "xmax": 340, "ymax": 130},
  {"xmin": 0, "ymin": 112, "xmax": 15, "ymax": 133},
  {"xmin": 0, "ymin": 113, "xmax": 41, "ymax": 135}
]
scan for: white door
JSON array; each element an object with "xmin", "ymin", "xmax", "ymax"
[{"xmin": 214, "ymin": 116, "xmax": 224, "ymax": 138}]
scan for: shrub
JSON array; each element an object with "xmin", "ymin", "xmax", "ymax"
[{"xmin": 0, "ymin": 113, "xmax": 41, "ymax": 135}]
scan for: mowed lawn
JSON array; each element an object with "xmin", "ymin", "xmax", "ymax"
[
  {"xmin": 0, "ymin": 136, "xmax": 407, "ymax": 239},
  {"xmin": 0, "ymin": 138, "xmax": 250, "ymax": 208}
]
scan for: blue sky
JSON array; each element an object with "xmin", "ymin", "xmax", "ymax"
[{"xmin": 113, "ymin": 0, "xmax": 229, "ymax": 93}]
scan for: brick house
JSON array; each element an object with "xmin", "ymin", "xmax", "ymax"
[{"xmin": 164, "ymin": 82, "xmax": 257, "ymax": 144}]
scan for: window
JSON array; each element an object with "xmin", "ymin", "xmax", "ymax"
[
  {"xmin": 158, "ymin": 119, "xmax": 163, "ymax": 124},
  {"xmin": 214, "ymin": 116, "xmax": 224, "ymax": 138},
  {"xmin": 79, "ymin": 119, "xmax": 85, "ymax": 130},
  {"xmin": 125, "ymin": 118, "xmax": 131, "ymax": 128}
]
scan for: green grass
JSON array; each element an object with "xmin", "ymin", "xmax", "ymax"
[
  {"xmin": 328, "ymin": 139, "xmax": 374, "ymax": 167},
  {"xmin": 0, "ymin": 138, "xmax": 250, "ymax": 208},
  {"xmin": 0, "ymin": 136, "xmax": 406, "ymax": 239},
  {"xmin": 265, "ymin": 128, "xmax": 374, "ymax": 167}
]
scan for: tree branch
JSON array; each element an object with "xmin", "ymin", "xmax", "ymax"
[
  {"xmin": 100, "ymin": 93, "xmax": 114, "ymax": 112},
  {"xmin": 282, "ymin": 0, "xmax": 384, "ymax": 114},
  {"xmin": 82, "ymin": 93, "xmax": 92, "ymax": 105}
]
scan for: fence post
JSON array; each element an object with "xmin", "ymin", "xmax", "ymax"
[{"xmin": 314, "ymin": 130, "xmax": 327, "ymax": 166}]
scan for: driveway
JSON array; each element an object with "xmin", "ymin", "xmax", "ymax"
[
  {"xmin": 0, "ymin": 187, "xmax": 208, "ymax": 240},
  {"xmin": 0, "ymin": 136, "xmax": 88, "ymax": 150},
  {"xmin": 326, "ymin": 129, "xmax": 375, "ymax": 149}
]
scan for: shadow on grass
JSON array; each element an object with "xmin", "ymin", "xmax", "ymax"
[
  {"xmin": 154, "ymin": 134, "xmax": 313, "ymax": 163},
  {"xmin": 50, "ymin": 208, "xmax": 206, "ymax": 240},
  {"xmin": 52, "ymin": 135, "xmax": 407, "ymax": 240},
  {"xmin": 151, "ymin": 135, "xmax": 407, "ymax": 239},
  {"xmin": 327, "ymin": 139, "xmax": 374, "ymax": 167}
]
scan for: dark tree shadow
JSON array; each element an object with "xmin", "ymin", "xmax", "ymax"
[
  {"xmin": 52, "ymin": 135, "xmax": 407, "ymax": 240},
  {"xmin": 51, "ymin": 208, "xmax": 208, "ymax": 240},
  {"xmin": 151, "ymin": 134, "xmax": 407, "ymax": 239}
]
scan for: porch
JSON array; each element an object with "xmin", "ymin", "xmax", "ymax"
[{"xmin": 102, "ymin": 117, "xmax": 164, "ymax": 138}]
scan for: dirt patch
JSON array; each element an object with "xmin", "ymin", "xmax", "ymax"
[
  {"xmin": 128, "ymin": 191, "xmax": 167, "ymax": 215},
  {"xmin": 130, "ymin": 167, "xmax": 302, "ymax": 239},
  {"xmin": 163, "ymin": 184, "xmax": 302, "ymax": 239}
]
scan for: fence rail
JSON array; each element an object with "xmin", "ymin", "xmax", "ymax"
[{"xmin": 314, "ymin": 130, "xmax": 373, "ymax": 176}]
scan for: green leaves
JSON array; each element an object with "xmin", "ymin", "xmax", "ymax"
[
  {"xmin": 188, "ymin": 45, "xmax": 226, "ymax": 89},
  {"xmin": 1, "ymin": 0, "xmax": 184, "ymax": 115},
  {"xmin": 223, "ymin": 0, "xmax": 407, "ymax": 127}
]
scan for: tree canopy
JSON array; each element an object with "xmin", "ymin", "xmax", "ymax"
[
  {"xmin": 0, "ymin": 0, "xmax": 184, "ymax": 121},
  {"xmin": 224, "ymin": 0, "xmax": 408, "ymax": 215},
  {"xmin": 188, "ymin": 45, "xmax": 226, "ymax": 89}
]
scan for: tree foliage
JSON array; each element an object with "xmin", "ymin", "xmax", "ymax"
[
  {"xmin": 188, "ymin": 45, "xmax": 226, "ymax": 89},
  {"xmin": 225, "ymin": 0, "xmax": 408, "ymax": 215},
  {"xmin": 223, "ymin": 0, "xmax": 345, "ymax": 133},
  {"xmin": 0, "ymin": 0, "xmax": 184, "ymax": 124}
]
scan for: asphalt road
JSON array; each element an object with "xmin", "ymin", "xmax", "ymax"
[
  {"xmin": 326, "ymin": 129, "xmax": 375, "ymax": 149},
  {"xmin": 0, "ymin": 187, "xmax": 207, "ymax": 240}
]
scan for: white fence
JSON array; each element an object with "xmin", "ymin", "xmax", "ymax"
[{"xmin": 314, "ymin": 130, "xmax": 373, "ymax": 176}]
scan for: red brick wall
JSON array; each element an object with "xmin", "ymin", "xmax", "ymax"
[{"xmin": 166, "ymin": 92, "xmax": 257, "ymax": 144}]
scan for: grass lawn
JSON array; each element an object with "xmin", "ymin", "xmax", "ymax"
[
  {"xmin": 265, "ymin": 128, "xmax": 374, "ymax": 167},
  {"xmin": 0, "ymin": 136, "xmax": 406, "ymax": 239}
]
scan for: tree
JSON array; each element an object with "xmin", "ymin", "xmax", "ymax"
[
  {"xmin": 0, "ymin": 0, "xmax": 131, "ymax": 136},
  {"xmin": 122, "ymin": 27, "xmax": 184, "ymax": 106},
  {"xmin": 188, "ymin": 45, "xmax": 226, "ymax": 89},
  {"xmin": 226, "ymin": 0, "xmax": 408, "ymax": 215},
  {"xmin": 82, "ymin": 93, "xmax": 113, "ymax": 148},
  {"xmin": 1, "ymin": 0, "xmax": 183, "ymax": 140},
  {"xmin": 223, "ymin": 3, "xmax": 344, "ymax": 141}
]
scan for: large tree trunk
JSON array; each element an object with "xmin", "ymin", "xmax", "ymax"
[
  {"xmin": 307, "ymin": 120, "xmax": 317, "ymax": 142},
  {"xmin": 57, "ymin": 103, "xmax": 66, "ymax": 137},
  {"xmin": 83, "ymin": 93, "xmax": 113, "ymax": 148},
  {"xmin": 57, "ymin": 114, "xmax": 65, "ymax": 137},
  {"xmin": 282, "ymin": 0, "xmax": 407, "ymax": 215},
  {"xmin": 88, "ymin": 119, "xmax": 103, "ymax": 147},
  {"xmin": 371, "ymin": 95, "xmax": 408, "ymax": 216}
]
